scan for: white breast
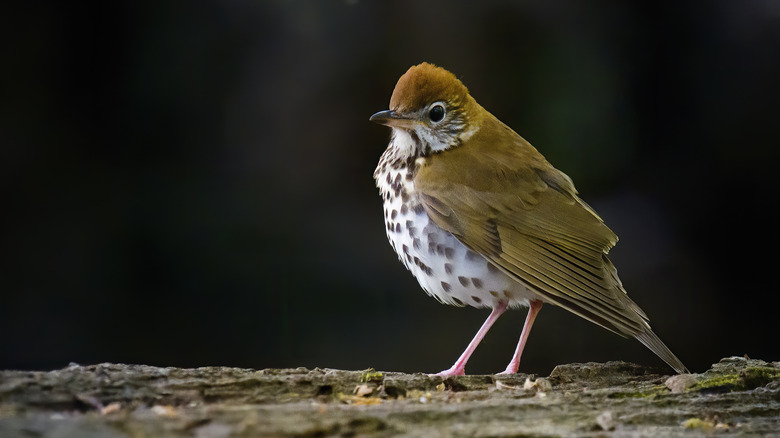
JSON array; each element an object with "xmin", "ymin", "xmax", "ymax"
[{"xmin": 376, "ymin": 133, "xmax": 538, "ymax": 310}]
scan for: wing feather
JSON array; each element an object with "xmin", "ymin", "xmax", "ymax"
[{"xmin": 414, "ymin": 112, "xmax": 687, "ymax": 373}]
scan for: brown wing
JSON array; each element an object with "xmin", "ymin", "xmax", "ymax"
[{"xmin": 415, "ymin": 114, "xmax": 688, "ymax": 373}]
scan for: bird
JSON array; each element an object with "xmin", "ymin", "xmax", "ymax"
[{"xmin": 370, "ymin": 62, "xmax": 688, "ymax": 376}]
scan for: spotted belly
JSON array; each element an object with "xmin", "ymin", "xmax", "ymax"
[{"xmin": 382, "ymin": 194, "xmax": 537, "ymax": 310}]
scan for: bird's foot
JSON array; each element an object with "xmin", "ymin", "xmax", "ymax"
[
  {"xmin": 496, "ymin": 362, "xmax": 520, "ymax": 375},
  {"xmin": 431, "ymin": 366, "xmax": 465, "ymax": 377}
]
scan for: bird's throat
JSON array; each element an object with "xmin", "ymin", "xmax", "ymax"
[{"xmin": 390, "ymin": 128, "xmax": 428, "ymax": 159}]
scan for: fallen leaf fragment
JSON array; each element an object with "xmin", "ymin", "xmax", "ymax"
[
  {"xmin": 354, "ymin": 384, "xmax": 374, "ymax": 397},
  {"xmin": 100, "ymin": 402, "xmax": 121, "ymax": 415},
  {"xmin": 151, "ymin": 405, "xmax": 178, "ymax": 417}
]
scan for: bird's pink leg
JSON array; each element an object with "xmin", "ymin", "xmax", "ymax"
[
  {"xmin": 499, "ymin": 300, "xmax": 543, "ymax": 374},
  {"xmin": 434, "ymin": 300, "xmax": 509, "ymax": 377}
]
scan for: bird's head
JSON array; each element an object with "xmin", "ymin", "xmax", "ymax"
[{"xmin": 370, "ymin": 63, "xmax": 481, "ymax": 156}]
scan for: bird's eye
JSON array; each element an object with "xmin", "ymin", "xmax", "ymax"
[{"xmin": 428, "ymin": 104, "xmax": 445, "ymax": 123}]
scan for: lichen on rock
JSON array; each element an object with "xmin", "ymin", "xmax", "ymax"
[{"xmin": 0, "ymin": 357, "xmax": 778, "ymax": 437}]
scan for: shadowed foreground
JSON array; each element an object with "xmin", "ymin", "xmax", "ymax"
[{"xmin": 0, "ymin": 357, "xmax": 778, "ymax": 437}]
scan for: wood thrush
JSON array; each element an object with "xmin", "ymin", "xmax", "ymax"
[{"xmin": 371, "ymin": 62, "xmax": 688, "ymax": 376}]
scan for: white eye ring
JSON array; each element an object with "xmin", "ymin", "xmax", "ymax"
[{"xmin": 428, "ymin": 103, "xmax": 446, "ymax": 123}]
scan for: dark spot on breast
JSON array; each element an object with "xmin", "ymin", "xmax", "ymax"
[
  {"xmin": 395, "ymin": 223, "xmax": 401, "ymax": 233},
  {"xmin": 413, "ymin": 238, "xmax": 421, "ymax": 250},
  {"xmin": 385, "ymin": 173, "xmax": 392, "ymax": 184},
  {"xmin": 428, "ymin": 242, "xmax": 437, "ymax": 255},
  {"xmin": 452, "ymin": 297, "xmax": 464, "ymax": 306},
  {"xmin": 441, "ymin": 281, "xmax": 451, "ymax": 292},
  {"xmin": 436, "ymin": 244, "xmax": 445, "ymax": 256},
  {"xmin": 402, "ymin": 244, "xmax": 409, "ymax": 255},
  {"xmin": 489, "ymin": 291, "xmax": 499, "ymax": 298},
  {"xmin": 458, "ymin": 276, "xmax": 470, "ymax": 287},
  {"xmin": 444, "ymin": 263, "xmax": 453, "ymax": 274},
  {"xmin": 445, "ymin": 248, "xmax": 455, "ymax": 260},
  {"xmin": 471, "ymin": 296, "xmax": 482, "ymax": 304},
  {"xmin": 393, "ymin": 173, "xmax": 401, "ymax": 185},
  {"xmin": 408, "ymin": 227, "xmax": 417, "ymax": 237},
  {"xmin": 471, "ymin": 278, "xmax": 483, "ymax": 289},
  {"xmin": 400, "ymin": 204, "xmax": 408, "ymax": 215},
  {"xmin": 409, "ymin": 131, "xmax": 422, "ymax": 151},
  {"xmin": 465, "ymin": 250, "xmax": 479, "ymax": 261},
  {"xmin": 486, "ymin": 262, "xmax": 499, "ymax": 273},
  {"xmin": 413, "ymin": 204, "xmax": 425, "ymax": 215},
  {"xmin": 391, "ymin": 210, "xmax": 398, "ymax": 219},
  {"xmin": 405, "ymin": 172, "xmax": 414, "ymax": 180},
  {"xmin": 401, "ymin": 190, "xmax": 409, "ymax": 203}
]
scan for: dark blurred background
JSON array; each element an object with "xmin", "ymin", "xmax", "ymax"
[{"xmin": 2, "ymin": 1, "xmax": 779, "ymax": 375}]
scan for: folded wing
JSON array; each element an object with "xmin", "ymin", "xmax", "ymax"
[{"xmin": 415, "ymin": 116, "xmax": 688, "ymax": 373}]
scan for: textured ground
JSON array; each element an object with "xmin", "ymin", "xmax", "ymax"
[{"xmin": 1, "ymin": 357, "xmax": 778, "ymax": 437}]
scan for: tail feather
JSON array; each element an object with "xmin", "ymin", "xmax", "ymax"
[{"xmin": 636, "ymin": 330, "xmax": 689, "ymax": 374}]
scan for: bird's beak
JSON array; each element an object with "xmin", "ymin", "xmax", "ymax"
[{"xmin": 369, "ymin": 110, "xmax": 417, "ymax": 129}]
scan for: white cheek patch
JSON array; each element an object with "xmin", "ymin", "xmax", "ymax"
[
  {"xmin": 414, "ymin": 126, "xmax": 450, "ymax": 152},
  {"xmin": 459, "ymin": 125, "xmax": 479, "ymax": 142}
]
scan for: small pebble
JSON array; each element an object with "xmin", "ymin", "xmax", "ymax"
[
  {"xmin": 665, "ymin": 374, "xmax": 698, "ymax": 393},
  {"xmin": 354, "ymin": 384, "xmax": 373, "ymax": 397},
  {"xmin": 596, "ymin": 411, "xmax": 615, "ymax": 431},
  {"xmin": 523, "ymin": 377, "xmax": 552, "ymax": 392}
]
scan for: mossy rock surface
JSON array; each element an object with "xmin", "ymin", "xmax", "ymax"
[{"xmin": 1, "ymin": 357, "xmax": 778, "ymax": 437}]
